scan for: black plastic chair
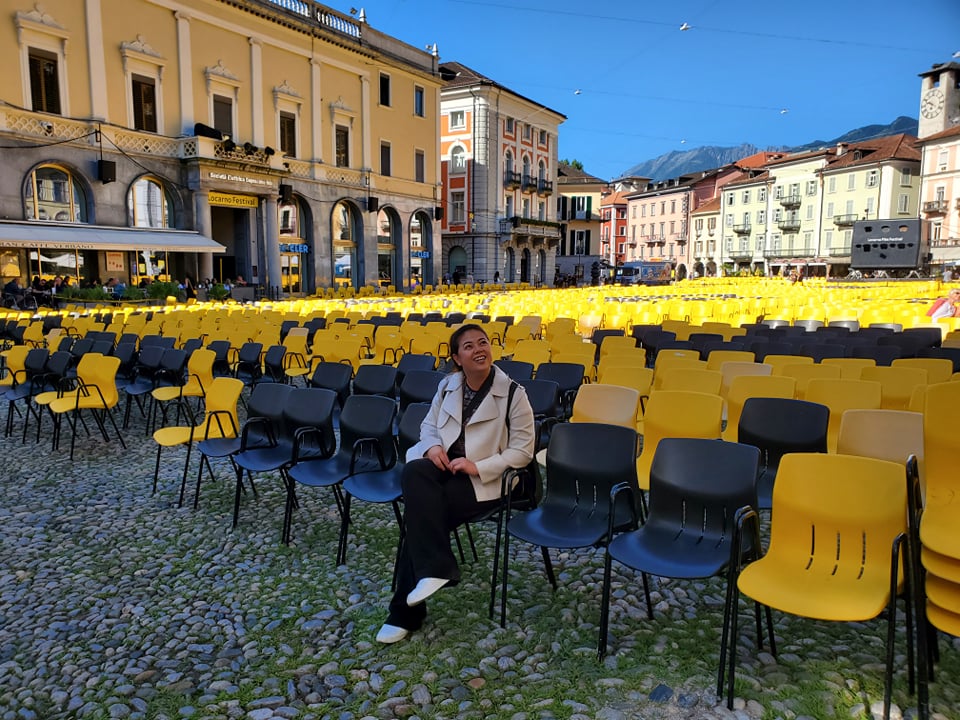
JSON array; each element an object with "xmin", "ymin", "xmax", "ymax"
[
  {"xmin": 493, "ymin": 359, "xmax": 535, "ymax": 382},
  {"xmin": 206, "ymin": 340, "xmax": 235, "ymax": 377},
  {"xmin": 395, "ymin": 353, "xmax": 437, "ymax": 393},
  {"xmin": 122, "ymin": 345, "xmax": 167, "ymax": 429},
  {"xmin": 234, "ymin": 341, "xmax": 265, "ymax": 386},
  {"xmin": 495, "ymin": 422, "xmax": 639, "ymax": 627},
  {"xmin": 4, "ymin": 347, "xmax": 50, "ymax": 437},
  {"xmin": 533, "ymin": 362, "xmax": 584, "ymax": 419},
  {"xmin": 258, "ymin": 345, "xmax": 288, "ymax": 384},
  {"xmin": 517, "ymin": 378, "xmax": 561, "ymax": 450},
  {"xmin": 20, "ymin": 349, "xmax": 73, "ymax": 443},
  {"xmin": 398, "ymin": 369, "xmax": 445, "ymax": 415},
  {"xmin": 598, "ymin": 438, "xmax": 761, "ymax": 659},
  {"xmin": 852, "ymin": 344, "xmax": 902, "ymax": 366},
  {"xmin": 736, "ymin": 397, "xmax": 829, "ymax": 509},
  {"xmin": 308, "ymin": 361, "xmax": 354, "ymax": 409},
  {"xmin": 688, "ymin": 333, "xmax": 724, "ymax": 359},
  {"xmin": 798, "ymin": 343, "xmax": 846, "ymax": 362},
  {"xmin": 340, "ymin": 402, "xmax": 432, "ymax": 587},
  {"xmin": 352, "ymin": 363, "xmax": 398, "ymax": 397},
  {"xmin": 287, "ymin": 394, "xmax": 397, "ymax": 551}
]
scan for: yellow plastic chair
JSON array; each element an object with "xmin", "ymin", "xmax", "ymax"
[
  {"xmin": 706, "ymin": 349, "xmax": 756, "ymax": 371},
  {"xmin": 0, "ymin": 346, "xmax": 30, "ymax": 391},
  {"xmin": 152, "ymin": 376, "xmax": 243, "ymax": 507},
  {"xmin": 653, "ymin": 351, "xmax": 704, "ymax": 375},
  {"xmin": 512, "ymin": 339, "xmax": 552, "ymax": 369},
  {"xmin": 761, "ymin": 354, "xmax": 814, "ymax": 372},
  {"xmin": 860, "ymin": 365, "xmax": 928, "ymax": 411},
  {"xmin": 599, "ymin": 336, "xmax": 642, "ymax": 359},
  {"xmin": 49, "ymin": 353, "xmax": 124, "ymax": 459},
  {"xmin": 837, "ymin": 407, "xmax": 924, "ymax": 500},
  {"xmin": 655, "ymin": 367, "xmax": 722, "ymax": 395},
  {"xmin": 805, "ymin": 378, "xmax": 883, "ymax": 453},
  {"xmin": 822, "ymin": 357, "xmax": 876, "ymax": 380},
  {"xmin": 636, "ymin": 390, "xmax": 722, "ymax": 491},
  {"xmin": 501, "ymin": 324, "xmax": 535, "ymax": 355},
  {"xmin": 892, "ymin": 358, "xmax": 953, "ymax": 386},
  {"xmin": 151, "ymin": 348, "xmax": 216, "ymax": 428},
  {"xmin": 722, "ymin": 373, "xmax": 796, "ymax": 441},
  {"xmin": 921, "ymin": 380, "xmax": 960, "ymax": 510},
  {"xmin": 719, "ymin": 361, "xmax": 772, "ymax": 402},
  {"xmin": 597, "ymin": 351, "xmax": 647, "ymax": 381},
  {"xmin": 774, "ymin": 362, "xmax": 842, "ymax": 400},
  {"xmin": 726, "ymin": 453, "xmax": 911, "ymax": 720},
  {"xmin": 569, "ymin": 383, "xmax": 640, "ymax": 429}
]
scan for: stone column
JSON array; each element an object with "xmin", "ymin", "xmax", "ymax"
[
  {"xmin": 175, "ymin": 11, "xmax": 194, "ymax": 134},
  {"xmin": 194, "ymin": 191, "xmax": 214, "ymax": 282},
  {"xmin": 263, "ymin": 196, "xmax": 282, "ymax": 294}
]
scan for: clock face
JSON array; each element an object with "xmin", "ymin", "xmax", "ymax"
[{"xmin": 922, "ymin": 88, "xmax": 945, "ymax": 119}]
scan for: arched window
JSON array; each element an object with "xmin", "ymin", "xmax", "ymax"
[
  {"xmin": 450, "ymin": 146, "xmax": 466, "ymax": 174},
  {"xmin": 522, "ymin": 156, "xmax": 530, "ymax": 179},
  {"xmin": 128, "ymin": 176, "xmax": 173, "ymax": 228},
  {"xmin": 24, "ymin": 164, "xmax": 87, "ymax": 222},
  {"xmin": 333, "ymin": 201, "xmax": 358, "ymax": 288},
  {"xmin": 538, "ymin": 160, "xmax": 546, "ymax": 181},
  {"xmin": 504, "ymin": 151, "xmax": 514, "ymax": 175}
]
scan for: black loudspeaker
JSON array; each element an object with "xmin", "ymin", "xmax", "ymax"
[
  {"xmin": 278, "ymin": 184, "xmax": 293, "ymax": 203},
  {"xmin": 98, "ymin": 160, "xmax": 116, "ymax": 184},
  {"xmin": 851, "ymin": 219, "xmax": 921, "ymax": 269},
  {"xmin": 434, "ymin": 206, "xmax": 443, "ymax": 221},
  {"xmin": 367, "ymin": 196, "xmax": 379, "ymax": 212},
  {"xmin": 193, "ymin": 122, "xmax": 224, "ymax": 140}
]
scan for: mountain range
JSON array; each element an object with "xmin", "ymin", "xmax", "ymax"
[{"xmin": 619, "ymin": 116, "xmax": 919, "ymax": 182}]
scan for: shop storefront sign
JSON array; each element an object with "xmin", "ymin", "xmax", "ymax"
[
  {"xmin": 411, "ymin": 250, "xmax": 431, "ymax": 258},
  {"xmin": 208, "ymin": 191, "xmax": 260, "ymax": 208},
  {"xmin": 280, "ymin": 243, "xmax": 309, "ymax": 253}
]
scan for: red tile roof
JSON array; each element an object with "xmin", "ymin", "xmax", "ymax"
[
  {"xmin": 691, "ymin": 197, "xmax": 721, "ymax": 214},
  {"xmin": 920, "ymin": 124, "xmax": 960, "ymax": 143},
  {"xmin": 824, "ymin": 133, "xmax": 919, "ymax": 170}
]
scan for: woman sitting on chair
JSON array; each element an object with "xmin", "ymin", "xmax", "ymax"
[{"xmin": 377, "ymin": 324, "xmax": 535, "ymax": 643}]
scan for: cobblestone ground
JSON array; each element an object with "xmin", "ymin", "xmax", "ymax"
[{"xmin": 1, "ymin": 397, "xmax": 959, "ymax": 720}]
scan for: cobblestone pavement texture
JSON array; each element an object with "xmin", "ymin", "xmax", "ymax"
[{"xmin": 0, "ymin": 392, "xmax": 958, "ymax": 720}]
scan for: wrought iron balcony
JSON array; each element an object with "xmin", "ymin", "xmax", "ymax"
[
  {"xmin": 779, "ymin": 194, "xmax": 801, "ymax": 208},
  {"xmin": 521, "ymin": 174, "xmax": 538, "ymax": 192},
  {"xmin": 924, "ymin": 199, "xmax": 949, "ymax": 214},
  {"xmin": 833, "ymin": 214, "xmax": 858, "ymax": 226},
  {"xmin": 763, "ymin": 247, "xmax": 792, "ymax": 258},
  {"xmin": 777, "ymin": 219, "xmax": 801, "ymax": 232},
  {"xmin": 828, "ymin": 245, "xmax": 853, "ymax": 256},
  {"xmin": 498, "ymin": 216, "xmax": 562, "ymax": 241},
  {"xmin": 730, "ymin": 247, "xmax": 753, "ymax": 259},
  {"xmin": 732, "ymin": 223, "xmax": 751, "ymax": 235},
  {"xmin": 674, "ymin": 235, "xmax": 688, "ymax": 246},
  {"xmin": 536, "ymin": 179, "xmax": 553, "ymax": 196},
  {"xmin": 503, "ymin": 171, "xmax": 521, "ymax": 190}
]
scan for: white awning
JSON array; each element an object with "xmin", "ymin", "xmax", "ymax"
[{"xmin": 0, "ymin": 221, "xmax": 226, "ymax": 253}]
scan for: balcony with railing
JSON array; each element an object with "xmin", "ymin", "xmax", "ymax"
[
  {"xmin": 779, "ymin": 193, "xmax": 801, "ymax": 209},
  {"xmin": 521, "ymin": 174, "xmax": 538, "ymax": 192},
  {"xmin": 732, "ymin": 223, "xmax": 751, "ymax": 235},
  {"xmin": 536, "ymin": 179, "xmax": 553, "ymax": 196},
  {"xmin": 777, "ymin": 219, "xmax": 801, "ymax": 232},
  {"xmin": 924, "ymin": 199, "xmax": 949, "ymax": 214},
  {"xmin": 498, "ymin": 216, "xmax": 562, "ymax": 241},
  {"xmin": 645, "ymin": 235, "xmax": 666, "ymax": 247},
  {"xmin": 673, "ymin": 235, "xmax": 687, "ymax": 246},
  {"xmin": 833, "ymin": 214, "xmax": 858, "ymax": 227},
  {"xmin": 503, "ymin": 171, "xmax": 521, "ymax": 190},
  {"xmin": 730, "ymin": 247, "xmax": 753, "ymax": 260},
  {"xmin": 764, "ymin": 247, "xmax": 793, "ymax": 258},
  {"xmin": 828, "ymin": 245, "xmax": 853, "ymax": 256}
]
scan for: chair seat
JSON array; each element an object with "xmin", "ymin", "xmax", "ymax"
[
  {"xmin": 154, "ymin": 423, "xmax": 234, "ymax": 449},
  {"xmin": 738, "ymin": 560, "xmax": 895, "ymax": 622},
  {"xmin": 508, "ymin": 509, "xmax": 610, "ymax": 549},
  {"xmin": 920, "ymin": 502, "xmax": 960, "ymax": 556},
  {"xmin": 921, "ymin": 546, "xmax": 960, "ymax": 583},
  {"xmin": 234, "ymin": 445, "xmax": 293, "ymax": 473},
  {"xmin": 152, "ymin": 383, "xmax": 202, "ymax": 402},
  {"xmin": 49, "ymin": 393, "xmax": 113, "ymax": 413},
  {"xmin": 288, "ymin": 455, "xmax": 380, "ymax": 488},
  {"xmin": 197, "ymin": 436, "xmax": 241, "ymax": 458},
  {"xmin": 342, "ymin": 467, "xmax": 403, "ymax": 503},
  {"xmin": 608, "ymin": 527, "xmax": 732, "ymax": 579},
  {"xmin": 926, "ymin": 598, "xmax": 960, "ymax": 636}
]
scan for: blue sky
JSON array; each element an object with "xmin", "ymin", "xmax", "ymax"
[{"xmin": 353, "ymin": 0, "xmax": 960, "ymax": 181}]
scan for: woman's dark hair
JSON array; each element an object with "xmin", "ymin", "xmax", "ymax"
[{"xmin": 448, "ymin": 323, "xmax": 489, "ymax": 369}]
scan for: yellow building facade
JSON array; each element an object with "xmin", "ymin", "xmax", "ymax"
[{"xmin": 0, "ymin": 0, "xmax": 441, "ymax": 294}]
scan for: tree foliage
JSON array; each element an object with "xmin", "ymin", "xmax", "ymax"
[{"xmin": 560, "ymin": 158, "xmax": 584, "ymax": 171}]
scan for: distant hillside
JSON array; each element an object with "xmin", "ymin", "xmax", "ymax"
[{"xmin": 620, "ymin": 117, "xmax": 918, "ymax": 182}]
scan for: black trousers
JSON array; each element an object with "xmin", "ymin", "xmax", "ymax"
[{"xmin": 386, "ymin": 458, "xmax": 499, "ymax": 630}]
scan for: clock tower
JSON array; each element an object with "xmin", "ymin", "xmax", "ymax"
[{"xmin": 918, "ymin": 62, "xmax": 960, "ymax": 138}]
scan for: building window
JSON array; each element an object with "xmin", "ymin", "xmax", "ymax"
[
  {"xmin": 774, "ymin": 186, "xmax": 783, "ymax": 199},
  {"xmin": 415, "ymin": 150, "xmax": 425, "ymax": 183},
  {"xmin": 900, "ymin": 167, "xmax": 911, "ymax": 185},
  {"xmin": 866, "ymin": 170, "xmax": 878, "ymax": 187},
  {"xmin": 538, "ymin": 129, "xmax": 547, "ymax": 145},
  {"xmin": 451, "ymin": 191, "xmax": 465, "ymax": 223},
  {"xmin": 538, "ymin": 202, "xmax": 545, "ymax": 221},
  {"xmin": 847, "ymin": 174, "xmax": 856, "ymax": 190},
  {"xmin": 726, "ymin": 192, "xmax": 735, "ymax": 206},
  {"xmin": 450, "ymin": 146, "xmax": 466, "ymax": 173},
  {"xmin": 522, "ymin": 198, "xmax": 530, "ymax": 218},
  {"xmin": 335, "ymin": 125, "xmax": 350, "ymax": 167},
  {"xmin": 725, "ymin": 213, "xmax": 733, "ymax": 228},
  {"xmin": 131, "ymin": 74, "xmax": 157, "ymax": 132},
  {"xmin": 757, "ymin": 209, "xmax": 766, "ymax": 224},
  {"xmin": 279, "ymin": 111, "xmax": 297, "ymax": 157},
  {"xmin": 827, "ymin": 177, "xmax": 836, "ymax": 193},
  {"xmin": 414, "ymin": 85, "xmax": 425, "ymax": 117},
  {"xmin": 806, "ymin": 204, "xmax": 814, "ymax": 220},
  {"xmin": 449, "ymin": 110, "xmax": 465, "ymax": 130},
  {"xmin": 213, "ymin": 94, "xmax": 233, "ymax": 137},
  {"xmin": 742, "ymin": 190, "xmax": 750, "ymax": 203},
  {"xmin": 898, "ymin": 193, "xmax": 909, "ymax": 213},
  {"xmin": 938, "ymin": 150, "xmax": 948, "ymax": 171},
  {"xmin": 380, "ymin": 142, "xmax": 391, "ymax": 177},
  {"xmin": 631, "ymin": 205, "xmax": 636, "ymax": 219},
  {"xmin": 523, "ymin": 124, "xmax": 532, "ymax": 141},
  {"xmin": 28, "ymin": 48, "xmax": 61, "ymax": 115},
  {"xmin": 379, "ymin": 73, "xmax": 390, "ymax": 107},
  {"xmin": 806, "ymin": 180, "xmax": 817, "ymax": 196},
  {"xmin": 25, "ymin": 164, "xmax": 87, "ymax": 222},
  {"xmin": 505, "ymin": 117, "xmax": 514, "ymax": 134},
  {"xmin": 505, "ymin": 195, "xmax": 513, "ymax": 217},
  {"xmin": 670, "ymin": 199, "xmax": 676, "ymax": 213},
  {"xmin": 758, "ymin": 187, "xmax": 766, "ymax": 202},
  {"xmin": 129, "ymin": 176, "xmax": 173, "ymax": 228}
]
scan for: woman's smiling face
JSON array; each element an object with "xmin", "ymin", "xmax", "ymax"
[{"xmin": 451, "ymin": 328, "xmax": 491, "ymax": 375}]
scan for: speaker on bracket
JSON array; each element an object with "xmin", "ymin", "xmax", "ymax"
[
  {"xmin": 278, "ymin": 183, "xmax": 293, "ymax": 203},
  {"xmin": 193, "ymin": 122, "xmax": 225, "ymax": 140},
  {"xmin": 367, "ymin": 196, "xmax": 379, "ymax": 213},
  {"xmin": 434, "ymin": 206, "xmax": 444, "ymax": 221},
  {"xmin": 98, "ymin": 160, "xmax": 116, "ymax": 184}
]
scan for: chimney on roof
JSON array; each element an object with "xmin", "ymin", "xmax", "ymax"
[{"xmin": 837, "ymin": 142, "xmax": 848, "ymax": 156}]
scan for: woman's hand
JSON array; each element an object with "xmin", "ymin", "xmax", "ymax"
[
  {"xmin": 448, "ymin": 457, "xmax": 478, "ymax": 477},
  {"xmin": 425, "ymin": 445, "xmax": 453, "ymax": 472}
]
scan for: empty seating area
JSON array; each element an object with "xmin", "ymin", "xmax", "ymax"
[{"xmin": 2, "ymin": 275, "xmax": 959, "ymax": 718}]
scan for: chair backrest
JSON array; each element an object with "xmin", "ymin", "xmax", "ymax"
[
  {"xmin": 719, "ymin": 361, "xmax": 772, "ymax": 399},
  {"xmin": 837, "ymin": 408, "xmax": 923, "ymax": 470},
  {"xmin": 398, "ymin": 370, "xmax": 446, "ymax": 411},
  {"xmin": 648, "ymin": 438, "xmax": 761, "ymax": 545},
  {"xmin": 244, "ymin": 382, "xmax": 295, "ymax": 443},
  {"xmin": 706, "ymin": 349, "xmax": 756, "ymax": 371},
  {"xmin": 774, "ymin": 362, "xmax": 842, "ymax": 399},
  {"xmin": 283, "ymin": 387, "xmax": 338, "ymax": 456},
  {"xmin": 860, "ymin": 365, "xmax": 928, "ymax": 410},
  {"xmin": 722, "ymin": 374, "xmax": 796, "ymax": 441},
  {"xmin": 805, "ymin": 377, "xmax": 883, "ymax": 453},
  {"xmin": 199, "ymin": 377, "xmax": 244, "ymax": 438},
  {"xmin": 493, "ymin": 359, "xmax": 535, "ymax": 382},
  {"xmin": 655, "ymin": 367, "xmax": 722, "ymax": 395},
  {"xmin": 511, "ymin": 340, "xmax": 552, "ymax": 368},
  {"xmin": 185, "ymin": 348, "xmax": 216, "ymax": 389},
  {"xmin": 395, "ymin": 352, "xmax": 437, "ymax": 386},
  {"xmin": 891, "ymin": 357, "xmax": 953, "ymax": 385},
  {"xmin": 569, "ymin": 383, "xmax": 640, "ymax": 428},
  {"xmin": 308, "ymin": 361, "xmax": 354, "ymax": 407},
  {"xmin": 337, "ymin": 394, "xmax": 398, "ymax": 467},
  {"xmin": 636, "ymin": 390, "xmax": 723, "ymax": 490},
  {"xmin": 821, "ymin": 356, "xmax": 876, "ymax": 380},
  {"xmin": 534, "ymin": 362, "xmax": 585, "ymax": 393},
  {"xmin": 352, "ymin": 363, "xmax": 398, "ymax": 397},
  {"xmin": 398, "ymin": 401, "xmax": 431, "ymax": 456},
  {"xmin": 922, "ymin": 380, "xmax": 960, "ymax": 507},
  {"xmin": 517, "ymin": 378, "xmax": 561, "ymax": 421},
  {"xmin": 738, "ymin": 397, "xmax": 829, "ymax": 471},
  {"xmin": 76, "ymin": 353, "xmax": 122, "ymax": 407}
]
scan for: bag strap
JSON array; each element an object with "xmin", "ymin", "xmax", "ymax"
[{"xmin": 506, "ymin": 379, "xmax": 518, "ymax": 430}]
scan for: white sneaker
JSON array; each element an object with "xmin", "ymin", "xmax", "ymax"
[
  {"xmin": 375, "ymin": 623, "xmax": 409, "ymax": 644},
  {"xmin": 406, "ymin": 577, "xmax": 450, "ymax": 606}
]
